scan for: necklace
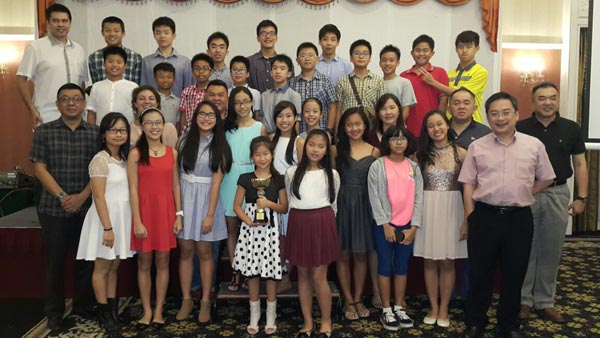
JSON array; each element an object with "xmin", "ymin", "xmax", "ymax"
[
  {"xmin": 150, "ymin": 145, "xmax": 163, "ymax": 156},
  {"xmin": 434, "ymin": 143, "xmax": 451, "ymax": 150}
]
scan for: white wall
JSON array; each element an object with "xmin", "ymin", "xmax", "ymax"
[{"xmin": 59, "ymin": 0, "xmax": 496, "ymax": 94}]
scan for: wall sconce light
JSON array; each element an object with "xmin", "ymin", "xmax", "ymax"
[
  {"xmin": 0, "ymin": 63, "xmax": 7, "ymax": 79},
  {"xmin": 0, "ymin": 46, "xmax": 18, "ymax": 79},
  {"xmin": 514, "ymin": 55, "xmax": 545, "ymax": 87}
]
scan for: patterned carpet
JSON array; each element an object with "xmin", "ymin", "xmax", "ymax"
[{"xmin": 23, "ymin": 241, "xmax": 600, "ymax": 338}]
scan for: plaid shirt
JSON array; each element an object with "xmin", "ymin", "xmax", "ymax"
[
  {"xmin": 29, "ymin": 118, "xmax": 99, "ymax": 217},
  {"xmin": 88, "ymin": 46, "xmax": 143, "ymax": 84},
  {"xmin": 179, "ymin": 85, "xmax": 207, "ymax": 135},
  {"xmin": 336, "ymin": 70, "xmax": 386, "ymax": 113},
  {"xmin": 289, "ymin": 70, "xmax": 338, "ymax": 131}
]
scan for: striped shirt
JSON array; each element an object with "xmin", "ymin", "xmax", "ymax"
[{"xmin": 88, "ymin": 46, "xmax": 143, "ymax": 84}]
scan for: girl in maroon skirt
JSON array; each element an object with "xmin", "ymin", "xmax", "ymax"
[{"xmin": 284, "ymin": 129, "xmax": 340, "ymax": 338}]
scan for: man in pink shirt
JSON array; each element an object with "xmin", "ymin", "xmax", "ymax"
[{"xmin": 458, "ymin": 92, "xmax": 555, "ymax": 338}]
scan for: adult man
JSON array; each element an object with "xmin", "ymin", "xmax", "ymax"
[
  {"xmin": 17, "ymin": 4, "xmax": 87, "ymax": 128},
  {"xmin": 205, "ymin": 79, "xmax": 229, "ymax": 119},
  {"xmin": 29, "ymin": 83, "xmax": 98, "ymax": 333},
  {"xmin": 517, "ymin": 82, "xmax": 588, "ymax": 323},
  {"xmin": 449, "ymin": 87, "xmax": 491, "ymax": 149},
  {"xmin": 458, "ymin": 92, "xmax": 555, "ymax": 338}
]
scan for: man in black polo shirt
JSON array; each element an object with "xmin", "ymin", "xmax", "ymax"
[
  {"xmin": 449, "ymin": 87, "xmax": 491, "ymax": 150},
  {"xmin": 29, "ymin": 83, "xmax": 99, "ymax": 333},
  {"xmin": 516, "ymin": 82, "xmax": 588, "ymax": 323}
]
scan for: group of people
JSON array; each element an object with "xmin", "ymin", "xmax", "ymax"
[{"xmin": 20, "ymin": 3, "xmax": 589, "ymax": 338}]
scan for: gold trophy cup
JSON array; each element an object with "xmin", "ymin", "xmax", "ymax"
[{"xmin": 250, "ymin": 177, "xmax": 271, "ymax": 224}]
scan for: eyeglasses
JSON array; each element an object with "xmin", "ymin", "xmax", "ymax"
[
  {"xmin": 258, "ymin": 31, "xmax": 276, "ymax": 38},
  {"xmin": 193, "ymin": 66, "xmax": 212, "ymax": 73},
  {"xmin": 389, "ymin": 136, "xmax": 408, "ymax": 143},
  {"xmin": 488, "ymin": 111, "xmax": 514, "ymax": 119},
  {"xmin": 231, "ymin": 68, "xmax": 247, "ymax": 74},
  {"xmin": 198, "ymin": 112, "xmax": 216, "ymax": 120},
  {"xmin": 352, "ymin": 51, "xmax": 370, "ymax": 58},
  {"xmin": 108, "ymin": 128, "xmax": 128, "ymax": 135},
  {"xmin": 58, "ymin": 96, "xmax": 84, "ymax": 104},
  {"xmin": 235, "ymin": 100, "xmax": 253, "ymax": 107},
  {"xmin": 299, "ymin": 54, "xmax": 316, "ymax": 60},
  {"xmin": 142, "ymin": 120, "xmax": 164, "ymax": 127}
]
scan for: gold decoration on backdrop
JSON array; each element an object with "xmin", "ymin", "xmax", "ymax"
[
  {"xmin": 389, "ymin": 0, "xmax": 424, "ymax": 5},
  {"xmin": 437, "ymin": 0, "xmax": 469, "ymax": 5}
]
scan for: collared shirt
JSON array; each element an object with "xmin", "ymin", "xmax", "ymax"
[
  {"xmin": 261, "ymin": 85, "xmax": 302, "ymax": 134},
  {"xmin": 247, "ymin": 51, "xmax": 277, "ymax": 93},
  {"xmin": 209, "ymin": 65, "xmax": 233, "ymax": 88},
  {"xmin": 87, "ymin": 78, "xmax": 138, "ymax": 124},
  {"xmin": 401, "ymin": 64, "xmax": 448, "ymax": 137},
  {"xmin": 385, "ymin": 76, "xmax": 417, "ymax": 108},
  {"xmin": 179, "ymin": 85, "xmax": 207, "ymax": 135},
  {"xmin": 159, "ymin": 92, "xmax": 181, "ymax": 125},
  {"xmin": 316, "ymin": 54, "xmax": 354, "ymax": 87},
  {"xmin": 88, "ymin": 45, "xmax": 143, "ymax": 84},
  {"xmin": 449, "ymin": 119, "xmax": 492, "ymax": 149},
  {"xmin": 141, "ymin": 48, "xmax": 194, "ymax": 97},
  {"xmin": 17, "ymin": 35, "xmax": 87, "ymax": 123},
  {"xmin": 448, "ymin": 62, "xmax": 488, "ymax": 123},
  {"xmin": 228, "ymin": 84, "xmax": 261, "ymax": 117},
  {"xmin": 289, "ymin": 70, "xmax": 339, "ymax": 131},
  {"xmin": 517, "ymin": 113, "xmax": 586, "ymax": 182},
  {"xmin": 458, "ymin": 132, "xmax": 556, "ymax": 207},
  {"xmin": 29, "ymin": 118, "xmax": 99, "ymax": 217},
  {"xmin": 336, "ymin": 70, "xmax": 387, "ymax": 113}
]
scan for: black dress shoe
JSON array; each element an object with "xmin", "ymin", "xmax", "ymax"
[
  {"xmin": 463, "ymin": 326, "xmax": 483, "ymax": 338},
  {"xmin": 47, "ymin": 316, "xmax": 62, "ymax": 331},
  {"xmin": 151, "ymin": 321, "xmax": 166, "ymax": 330}
]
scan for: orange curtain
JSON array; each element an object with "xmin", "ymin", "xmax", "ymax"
[
  {"xmin": 36, "ymin": 0, "xmax": 55, "ymax": 38},
  {"xmin": 480, "ymin": 0, "xmax": 499, "ymax": 52}
]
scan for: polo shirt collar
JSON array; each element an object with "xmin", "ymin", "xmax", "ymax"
[
  {"xmin": 54, "ymin": 117, "xmax": 89, "ymax": 130},
  {"xmin": 532, "ymin": 111, "xmax": 561, "ymax": 127},
  {"xmin": 273, "ymin": 84, "xmax": 290, "ymax": 92},
  {"xmin": 152, "ymin": 48, "xmax": 182, "ymax": 58},
  {"xmin": 350, "ymin": 70, "xmax": 373, "ymax": 78},
  {"xmin": 319, "ymin": 54, "xmax": 339, "ymax": 62},
  {"xmin": 48, "ymin": 33, "xmax": 74, "ymax": 47},
  {"xmin": 455, "ymin": 61, "xmax": 477, "ymax": 72},
  {"xmin": 407, "ymin": 63, "xmax": 434, "ymax": 74}
]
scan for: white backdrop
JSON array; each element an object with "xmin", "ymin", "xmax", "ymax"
[{"xmin": 59, "ymin": 0, "xmax": 496, "ymax": 99}]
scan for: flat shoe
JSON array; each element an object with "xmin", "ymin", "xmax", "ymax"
[
  {"xmin": 176, "ymin": 298, "xmax": 194, "ymax": 320},
  {"xmin": 150, "ymin": 321, "xmax": 165, "ymax": 329},
  {"xmin": 134, "ymin": 321, "xmax": 151, "ymax": 330},
  {"xmin": 423, "ymin": 315, "xmax": 437, "ymax": 325},
  {"xmin": 436, "ymin": 317, "xmax": 450, "ymax": 327}
]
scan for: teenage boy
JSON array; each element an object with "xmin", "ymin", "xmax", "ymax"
[
  {"xmin": 88, "ymin": 16, "xmax": 142, "ymax": 84},
  {"xmin": 261, "ymin": 54, "xmax": 301, "ymax": 134},
  {"xmin": 207, "ymin": 32, "xmax": 233, "ymax": 88},
  {"xmin": 141, "ymin": 16, "xmax": 194, "ymax": 97},
  {"xmin": 400, "ymin": 34, "xmax": 449, "ymax": 137},
  {"xmin": 336, "ymin": 39, "xmax": 386, "ymax": 125},
  {"xmin": 229, "ymin": 55, "xmax": 261, "ymax": 119},
  {"xmin": 154, "ymin": 62, "xmax": 180, "ymax": 126},
  {"xmin": 179, "ymin": 53, "xmax": 213, "ymax": 135},
  {"xmin": 290, "ymin": 42, "xmax": 338, "ymax": 132},
  {"xmin": 17, "ymin": 4, "xmax": 87, "ymax": 128},
  {"xmin": 316, "ymin": 24, "xmax": 353, "ymax": 87},
  {"xmin": 248, "ymin": 20, "xmax": 290, "ymax": 93},
  {"xmin": 379, "ymin": 45, "xmax": 417, "ymax": 123},
  {"xmin": 87, "ymin": 46, "xmax": 137, "ymax": 125}
]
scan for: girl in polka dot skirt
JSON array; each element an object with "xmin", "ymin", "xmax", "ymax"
[{"xmin": 232, "ymin": 136, "xmax": 288, "ymax": 335}]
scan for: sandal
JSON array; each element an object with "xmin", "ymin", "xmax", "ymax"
[
  {"xmin": 265, "ymin": 300, "xmax": 277, "ymax": 335},
  {"xmin": 241, "ymin": 276, "xmax": 249, "ymax": 291},
  {"xmin": 247, "ymin": 300, "xmax": 261, "ymax": 335},
  {"xmin": 343, "ymin": 302, "xmax": 359, "ymax": 321},
  {"xmin": 227, "ymin": 271, "xmax": 240, "ymax": 292},
  {"xmin": 296, "ymin": 323, "xmax": 314, "ymax": 337},
  {"xmin": 371, "ymin": 293, "xmax": 383, "ymax": 309},
  {"xmin": 355, "ymin": 301, "xmax": 370, "ymax": 318}
]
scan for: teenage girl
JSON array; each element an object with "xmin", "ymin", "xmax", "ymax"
[{"xmin": 284, "ymin": 129, "xmax": 341, "ymax": 337}]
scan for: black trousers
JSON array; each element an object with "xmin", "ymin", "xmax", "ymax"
[
  {"xmin": 38, "ymin": 212, "xmax": 94, "ymax": 320},
  {"xmin": 465, "ymin": 203, "xmax": 533, "ymax": 334}
]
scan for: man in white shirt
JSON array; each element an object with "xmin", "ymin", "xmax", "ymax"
[{"xmin": 17, "ymin": 3, "xmax": 87, "ymax": 129}]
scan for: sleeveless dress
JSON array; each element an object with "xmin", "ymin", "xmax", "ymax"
[
  {"xmin": 178, "ymin": 134, "xmax": 227, "ymax": 242},
  {"xmin": 77, "ymin": 151, "xmax": 134, "ymax": 260},
  {"xmin": 233, "ymin": 173, "xmax": 284, "ymax": 280},
  {"xmin": 130, "ymin": 147, "xmax": 177, "ymax": 252},
  {"xmin": 336, "ymin": 153, "xmax": 376, "ymax": 252},
  {"xmin": 221, "ymin": 121, "xmax": 264, "ymax": 217},
  {"xmin": 414, "ymin": 145, "xmax": 467, "ymax": 259}
]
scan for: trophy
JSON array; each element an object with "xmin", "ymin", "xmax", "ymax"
[{"xmin": 251, "ymin": 177, "xmax": 272, "ymax": 224}]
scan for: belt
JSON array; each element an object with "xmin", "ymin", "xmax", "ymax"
[
  {"xmin": 232, "ymin": 161, "xmax": 253, "ymax": 166},
  {"xmin": 475, "ymin": 201, "xmax": 527, "ymax": 215},
  {"xmin": 551, "ymin": 179, "xmax": 566, "ymax": 187},
  {"xmin": 181, "ymin": 173, "xmax": 212, "ymax": 184}
]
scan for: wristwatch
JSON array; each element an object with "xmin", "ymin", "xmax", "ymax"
[
  {"xmin": 176, "ymin": 210, "xmax": 184, "ymax": 217},
  {"xmin": 57, "ymin": 191, "xmax": 67, "ymax": 200},
  {"xmin": 575, "ymin": 196, "xmax": 588, "ymax": 203}
]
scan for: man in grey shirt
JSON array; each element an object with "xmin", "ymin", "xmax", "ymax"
[{"xmin": 449, "ymin": 87, "xmax": 491, "ymax": 149}]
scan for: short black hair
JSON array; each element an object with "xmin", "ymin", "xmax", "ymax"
[
  {"xmin": 485, "ymin": 91, "xmax": 518, "ymax": 113},
  {"xmin": 412, "ymin": 34, "xmax": 435, "ymax": 51},
  {"xmin": 46, "ymin": 3, "xmax": 71, "ymax": 21},
  {"xmin": 101, "ymin": 16, "xmax": 124, "ymax": 32},
  {"xmin": 256, "ymin": 19, "xmax": 277, "ymax": 36},
  {"xmin": 57, "ymin": 83, "xmax": 85, "ymax": 99},
  {"xmin": 296, "ymin": 42, "xmax": 319, "ymax": 57},
  {"xmin": 207, "ymin": 31, "xmax": 229, "ymax": 49},
  {"xmin": 207, "ymin": 79, "xmax": 228, "ymax": 92},
  {"xmin": 152, "ymin": 17, "xmax": 175, "ymax": 34},
  {"xmin": 531, "ymin": 81, "xmax": 558, "ymax": 98},
  {"xmin": 455, "ymin": 30, "xmax": 480, "ymax": 47},
  {"xmin": 381, "ymin": 124, "xmax": 412, "ymax": 157},
  {"xmin": 450, "ymin": 87, "xmax": 476, "ymax": 101},
  {"xmin": 230, "ymin": 55, "xmax": 250, "ymax": 71},
  {"xmin": 272, "ymin": 54, "xmax": 294, "ymax": 74},
  {"xmin": 103, "ymin": 46, "xmax": 127, "ymax": 64},
  {"xmin": 350, "ymin": 39, "xmax": 372, "ymax": 56},
  {"xmin": 191, "ymin": 53, "xmax": 214, "ymax": 69},
  {"xmin": 319, "ymin": 24, "xmax": 341, "ymax": 40},
  {"xmin": 379, "ymin": 44, "xmax": 400, "ymax": 59},
  {"xmin": 153, "ymin": 62, "xmax": 176, "ymax": 77}
]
